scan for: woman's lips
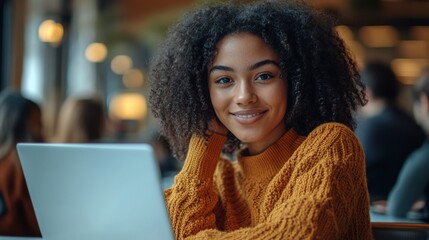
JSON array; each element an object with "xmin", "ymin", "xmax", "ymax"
[{"xmin": 231, "ymin": 110, "xmax": 267, "ymax": 124}]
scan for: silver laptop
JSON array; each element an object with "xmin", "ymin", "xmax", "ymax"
[{"xmin": 14, "ymin": 143, "xmax": 174, "ymax": 240}]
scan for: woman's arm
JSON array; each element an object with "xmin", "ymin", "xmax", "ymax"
[{"xmin": 165, "ymin": 133, "xmax": 226, "ymax": 238}]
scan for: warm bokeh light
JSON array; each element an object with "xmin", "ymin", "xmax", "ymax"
[
  {"xmin": 359, "ymin": 26, "xmax": 399, "ymax": 48},
  {"xmin": 391, "ymin": 58, "xmax": 429, "ymax": 84},
  {"xmin": 122, "ymin": 69, "xmax": 144, "ymax": 88},
  {"xmin": 109, "ymin": 92, "xmax": 147, "ymax": 120},
  {"xmin": 111, "ymin": 55, "xmax": 133, "ymax": 74},
  {"xmin": 85, "ymin": 43, "xmax": 108, "ymax": 63},
  {"xmin": 38, "ymin": 19, "xmax": 64, "ymax": 45}
]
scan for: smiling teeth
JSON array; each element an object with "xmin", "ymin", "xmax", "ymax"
[{"xmin": 236, "ymin": 113, "xmax": 261, "ymax": 118}]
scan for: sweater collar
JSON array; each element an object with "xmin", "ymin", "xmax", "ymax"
[{"xmin": 237, "ymin": 128, "xmax": 305, "ymax": 181}]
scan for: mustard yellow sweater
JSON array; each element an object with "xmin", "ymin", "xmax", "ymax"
[{"xmin": 165, "ymin": 122, "xmax": 373, "ymax": 239}]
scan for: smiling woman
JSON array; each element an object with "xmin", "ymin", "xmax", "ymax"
[
  {"xmin": 208, "ymin": 33, "xmax": 287, "ymax": 156},
  {"xmin": 149, "ymin": 1, "xmax": 371, "ymax": 239}
]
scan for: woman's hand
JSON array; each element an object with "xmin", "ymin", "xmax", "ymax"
[{"xmin": 208, "ymin": 118, "xmax": 229, "ymax": 136}]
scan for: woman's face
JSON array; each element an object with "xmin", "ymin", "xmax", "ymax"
[{"xmin": 208, "ymin": 32, "xmax": 288, "ymax": 155}]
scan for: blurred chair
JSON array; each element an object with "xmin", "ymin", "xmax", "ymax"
[{"xmin": 372, "ymin": 222, "xmax": 429, "ymax": 240}]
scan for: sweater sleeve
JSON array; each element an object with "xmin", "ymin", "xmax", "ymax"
[
  {"xmin": 291, "ymin": 123, "xmax": 371, "ymax": 239},
  {"xmin": 164, "ymin": 133, "xmax": 226, "ymax": 239}
]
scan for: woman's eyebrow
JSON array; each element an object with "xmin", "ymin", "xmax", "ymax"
[
  {"xmin": 249, "ymin": 59, "xmax": 280, "ymax": 70},
  {"xmin": 209, "ymin": 59, "xmax": 280, "ymax": 74},
  {"xmin": 209, "ymin": 65, "xmax": 233, "ymax": 73}
]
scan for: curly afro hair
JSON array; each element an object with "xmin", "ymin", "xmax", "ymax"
[{"xmin": 149, "ymin": 1, "xmax": 367, "ymax": 161}]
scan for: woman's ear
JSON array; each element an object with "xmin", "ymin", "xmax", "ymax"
[{"xmin": 419, "ymin": 93, "xmax": 429, "ymax": 114}]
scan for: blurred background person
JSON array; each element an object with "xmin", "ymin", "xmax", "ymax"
[
  {"xmin": 355, "ymin": 61, "xmax": 425, "ymax": 204},
  {"xmin": 387, "ymin": 67, "xmax": 429, "ymax": 221},
  {"xmin": 52, "ymin": 96, "xmax": 105, "ymax": 143},
  {"xmin": 0, "ymin": 89, "xmax": 42, "ymax": 236}
]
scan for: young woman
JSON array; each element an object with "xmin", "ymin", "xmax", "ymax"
[{"xmin": 149, "ymin": 2, "xmax": 372, "ymax": 239}]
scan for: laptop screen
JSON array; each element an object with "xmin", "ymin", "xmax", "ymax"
[{"xmin": 17, "ymin": 143, "xmax": 174, "ymax": 240}]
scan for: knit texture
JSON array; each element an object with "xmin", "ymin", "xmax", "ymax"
[{"xmin": 165, "ymin": 122, "xmax": 373, "ymax": 239}]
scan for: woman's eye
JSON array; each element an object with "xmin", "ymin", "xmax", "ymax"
[
  {"xmin": 255, "ymin": 73, "xmax": 273, "ymax": 81},
  {"xmin": 215, "ymin": 77, "xmax": 232, "ymax": 85}
]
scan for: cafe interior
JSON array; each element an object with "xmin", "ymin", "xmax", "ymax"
[{"xmin": 2, "ymin": 0, "xmax": 429, "ymax": 239}]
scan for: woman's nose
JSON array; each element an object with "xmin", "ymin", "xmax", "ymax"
[{"xmin": 234, "ymin": 81, "xmax": 257, "ymax": 105}]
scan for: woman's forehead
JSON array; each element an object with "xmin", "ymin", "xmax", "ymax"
[{"xmin": 211, "ymin": 33, "xmax": 279, "ymax": 66}]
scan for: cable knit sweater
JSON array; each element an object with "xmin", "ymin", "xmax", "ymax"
[{"xmin": 165, "ymin": 122, "xmax": 373, "ymax": 239}]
